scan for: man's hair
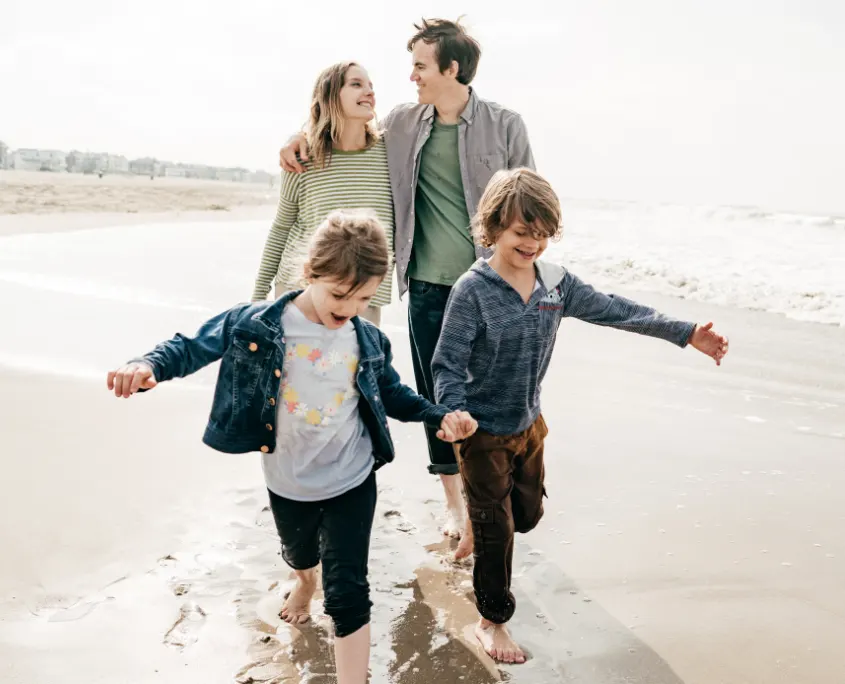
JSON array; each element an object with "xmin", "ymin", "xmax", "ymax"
[
  {"xmin": 305, "ymin": 209, "xmax": 390, "ymax": 294},
  {"xmin": 407, "ymin": 18, "xmax": 481, "ymax": 85},
  {"xmin": 305, "ymin": 62, "xmax": 380, "ymax": 169},
  {"xmin": 473, "ymin": 168, "xmax": 563, "ymax": 248}
]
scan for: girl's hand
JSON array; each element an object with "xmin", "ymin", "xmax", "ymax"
[
  {"xmin": 437, "ymin": 411, "xmax": 479, "ymax": 442},
  {"xmin": 107, "ymin": 362, "xmax": 157, "ymax": 398},
  {"xmin": 689, "ymin": 322, "xmax": 729, "ymax": 366}
]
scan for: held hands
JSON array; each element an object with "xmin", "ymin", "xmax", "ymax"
[
  {"xmin": 279, "ymin": 133, "xmax": 309, "ymax": 174},
  {"xmin": 436, "ymin": 411, "xmax": 478, "ymax": 443},
  {"xmin": 689, "ymin": 322, "xmax": 730, "ymax": 366},
  {"xmin": 107, "ymin": 362, "xmax": 157, "ymax": 398}
]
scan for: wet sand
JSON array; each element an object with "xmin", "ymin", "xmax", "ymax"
[{"xmin": 1, "ymin": 211, "xmax": 844, "ymax": 683}]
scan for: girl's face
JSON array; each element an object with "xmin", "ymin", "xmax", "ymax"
[
  {"xmin": 302, "ymin": 276, "xmax": 382, "ymax": 329},
  {"xmin": 339, "ymin": 65, "xmax": 376, "ymax": 123}
]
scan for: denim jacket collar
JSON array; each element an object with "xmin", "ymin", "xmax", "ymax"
[{"xmin": 251, "ymin": 290, "xmax": 385, "ymax": 364}]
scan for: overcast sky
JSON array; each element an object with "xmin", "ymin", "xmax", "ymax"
[{"xmin": 2, "ymin": 0, "xmax": 843, "ymax": 214}]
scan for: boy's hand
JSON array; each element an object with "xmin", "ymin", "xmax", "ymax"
[
  {"xmin": 107, "ymin": 362, "xmax": 157, "ymax": 398},
  {"xmin": 279, "ymin": 133, "xmax": 309, "ymax": 174},
  {"xmin": 437, "ymin": 411, "xmax": 478, "ymax": 443},
  {"xmin": 689, "ymin": 322, "xmax": 729, "ymax": 366}
]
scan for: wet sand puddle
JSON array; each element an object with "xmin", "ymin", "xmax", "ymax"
[{"xmin": 110, "ymin": 484, "xmax": 690, "ymax": 683}]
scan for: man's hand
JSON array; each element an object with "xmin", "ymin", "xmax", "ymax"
[
  {"xmin": 107, "ymin": 362, "xmax": 157, "ymax": 398},
  {"xmin": 279, "ymin": 132, "xmax": 309, "ymax": 174},
  {"xmin": 689, "ymin": 322, "xmax": 729, "ymax": 366},
  {"xmin": 436, "ymin": 410, "xmax": 479, "ymax": 443}
]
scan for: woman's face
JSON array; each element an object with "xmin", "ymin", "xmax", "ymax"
[{"xmin": 338, "ymin": 65, "xmax": 376, "ymax": 123}]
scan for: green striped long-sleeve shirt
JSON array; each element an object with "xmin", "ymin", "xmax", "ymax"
[{"xmin": 252, "ymin": 138, "xmax": 395, "ymax": 305}]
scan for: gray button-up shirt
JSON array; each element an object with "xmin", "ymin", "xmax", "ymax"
[{"xmin": 383, "ymin": 89, "xmax": 535, "ymax": 298}]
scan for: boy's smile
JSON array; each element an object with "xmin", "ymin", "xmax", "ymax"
[{"xmin": 494, "ymin": 221, "xmax": 550, "ymax": 271}]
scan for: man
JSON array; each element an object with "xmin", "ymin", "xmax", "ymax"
[{"xmin": 279, "ymin": 18, "xmax": 535, "ymax": 560}]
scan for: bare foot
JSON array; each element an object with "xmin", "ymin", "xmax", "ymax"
[
  {"xmin": 279, "ymin": 570, "xmax": 316, "ymax": 626},
  {"xmin": 453, "ymin": 517, "xmax": 474, "ymax": 561},
  {"xmin": 474, "ymin": 618, "xmax": 526, "ymax": 664},
  {"xmin": 442, "ymin": 508, "xmax": 463, "ymax": 539}
]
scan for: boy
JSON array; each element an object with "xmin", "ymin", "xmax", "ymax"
[{"xmin": 431, "ymin": 169, "xmax": 729, "ymax": 664}]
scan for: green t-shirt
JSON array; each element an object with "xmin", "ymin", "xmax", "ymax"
[{"xmin": 408, "ymin": 122, "xmax": 476, "ymax": 286}]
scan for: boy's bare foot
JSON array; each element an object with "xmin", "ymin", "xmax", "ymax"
[
  {"xmin": 280, "ymin": 569, "xmax": 317, "ymax": 625},
  {"xmin": 453, "ymin": 516, "xmax": 474, "ymax": 560},
  {"xmin": 474, "ymin": 618, "xmax": 526, "ymax": 664}
]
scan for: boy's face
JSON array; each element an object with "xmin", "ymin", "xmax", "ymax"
[
  {"xmin": 494, "ymin": 221, "xmax": 550, "ymax": 271},
  {"xmin": 307, "ymin": 276, "xmax": 382, "ymax": 329}
]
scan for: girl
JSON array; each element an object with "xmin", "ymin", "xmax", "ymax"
[
  {"xmin": 109, "ymin": 210, "xmax": 477, "ymax": 684},
  {"xmin": 252, "ymin": 62, "xmax": 393, "ymax": 327}
]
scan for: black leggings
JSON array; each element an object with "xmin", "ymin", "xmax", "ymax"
[{"xmin": 267, "ymin": 472, "xmax": 377, "ymax": 638}]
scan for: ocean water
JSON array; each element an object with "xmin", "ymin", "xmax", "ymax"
[
  {"xmin": 548, "ymin": 200, "xmax": 845, "ymax": 327},
  {"xmin": 0, "ymin": 201, "xmax": 842, "ymax": 374}
]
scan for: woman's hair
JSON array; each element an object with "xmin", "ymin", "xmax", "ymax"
[
  {"xmin": 304, "ymin": 210, "xmax": 390, "ymax": 294},
  {"xmin": 472, "ymin": 168, "xmax": 563, "ymax": 248},
  {"xmin": 305, "ymin": 62, "xmax": 380, "ymax": 169}
]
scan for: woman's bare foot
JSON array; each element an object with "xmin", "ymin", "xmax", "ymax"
[
  {"xmin": 279, "ymin": 569, "xmax": 317, "ymax": 625},
  {"xmin": 453, "ymin": 516, "xmax": 474, "ymax": 560},
  {"xmin": 474, "ymin": 618, "xmax": 526, "ymax": 664}
]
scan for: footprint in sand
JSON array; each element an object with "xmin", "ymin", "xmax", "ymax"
[
  {"xmin": 383, "ymin": 509, "xmax": 417, "ymax": 534},
  {"xmin": 163, "ymin": 602, "xmax": 207, "ymax": 650}
]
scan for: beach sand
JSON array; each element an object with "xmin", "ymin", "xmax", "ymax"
[
  {"xmin": 0, "ymin": 169, "xmax": 277, "ymax": 233},
  {"xmin": 1, "ymin": 209, "xmax": 843, "ymax": 683}
]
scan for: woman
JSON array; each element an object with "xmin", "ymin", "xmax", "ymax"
[{"xmin": 252, "ymin": 62, "xmax": 393, "ymax": 326}]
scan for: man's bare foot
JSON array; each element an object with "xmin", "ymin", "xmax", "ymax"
[
  {"xmin": 474, "ymin": 618, "xmax": 526, "ymax": 664},
  {"xmin": 279, "ymin": 569, "xmax": 317, "ymax": 626},
  {"xmin": 442, "ymin": 508, "xmax": 463, "ymax": 539},
  {"xmin": 453, "ymin": 516, "xmax": 474, "ymax": 560}
]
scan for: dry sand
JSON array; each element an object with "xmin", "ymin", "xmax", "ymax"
[
  {"xmin": 0, "ymin": 169, "xmax": 277, "ymax": 224},
  {"xmin": 1, "ymin": 208, "xmax": 844, "ymax": 683}
]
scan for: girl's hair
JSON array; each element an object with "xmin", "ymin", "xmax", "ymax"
[
  {"xmin": 472, "ymin": 168, "xmax": 563, "ymax": 248},
  {"xmin": 305, "ymin": 210, "xmax": 390, "ymax": 295},
  {"xmin": 305, "ymin": 62, "xmax": 381, "ymax": 169}
]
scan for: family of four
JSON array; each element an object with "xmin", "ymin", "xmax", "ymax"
[{"xmin": 107, "ymin": 18, "xmax": 729, "ymax": 684}]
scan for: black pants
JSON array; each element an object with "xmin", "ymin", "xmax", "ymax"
[
  {"xmin": 267, "ymin": 472, "xmax": 377, "ymax": 638},
  {"xmin": 408, "ymin": 278, "xmax": 458, "ymax": 476}
]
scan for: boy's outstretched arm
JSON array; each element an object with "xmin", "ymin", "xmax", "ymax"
[
  {"xmin": 560, "ymin": 272, "xmax": 729, "ymax": 364},
  {"xmin": 107, "ymin": 304, "xmax": 250, "ymax": 398}
]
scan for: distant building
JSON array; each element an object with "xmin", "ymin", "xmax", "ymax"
[
  {"xmin": 129, "ymin": 157, "xmax": 160, "ymax": 177},
  {"xmin": 0, "ymin": 141, "xmax": 8, "ymax": 169},
  {"xmin": 248, "ymin": 170, "xmax": 273, "ymax": 185},
  {"xmin": 10, "ymin": 148, "xmax": 66, "ymax": 172},
  {"xmin": 162, "ymin": 164, "xmax": 186, "ymax": 178}
]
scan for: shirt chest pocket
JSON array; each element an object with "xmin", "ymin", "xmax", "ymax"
[
  {"xmin": 471, "ymin": 153, "xmax": 507, "ymax": 196},
  {"xmin": 536, "ymin": 306, "xmax": 561, "ymax": 340}
]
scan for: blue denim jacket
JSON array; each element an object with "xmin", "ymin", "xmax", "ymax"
[{"xmin": 137, "ymin": 291, "xmax": 449, "ymax": 468}]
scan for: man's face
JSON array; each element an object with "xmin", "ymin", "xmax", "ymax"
[{"xmin": 410, "ymin": 40, "xmax": 454, "ymax": 105}]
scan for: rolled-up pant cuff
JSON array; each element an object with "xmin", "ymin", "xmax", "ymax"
[{"xmin": 428, "ymin": 462, "xmax": 460, "ymax": 476}]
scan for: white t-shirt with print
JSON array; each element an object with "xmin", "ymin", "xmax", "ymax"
[{"xmin": 261, "ymin": 303, "xmax": 374, "ymax": 501}]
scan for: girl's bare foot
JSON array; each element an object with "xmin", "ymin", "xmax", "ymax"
[
  {"xmin": 474, "ymin": 618, "xmax": 526, "ymax": 664},
  {"xmin": 280, "ymin": 569, "xmax": 317, "ymax": 625},
  {"xmin": 453, "ymin": 516, "xmax": 474, "ymax": 560}
]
